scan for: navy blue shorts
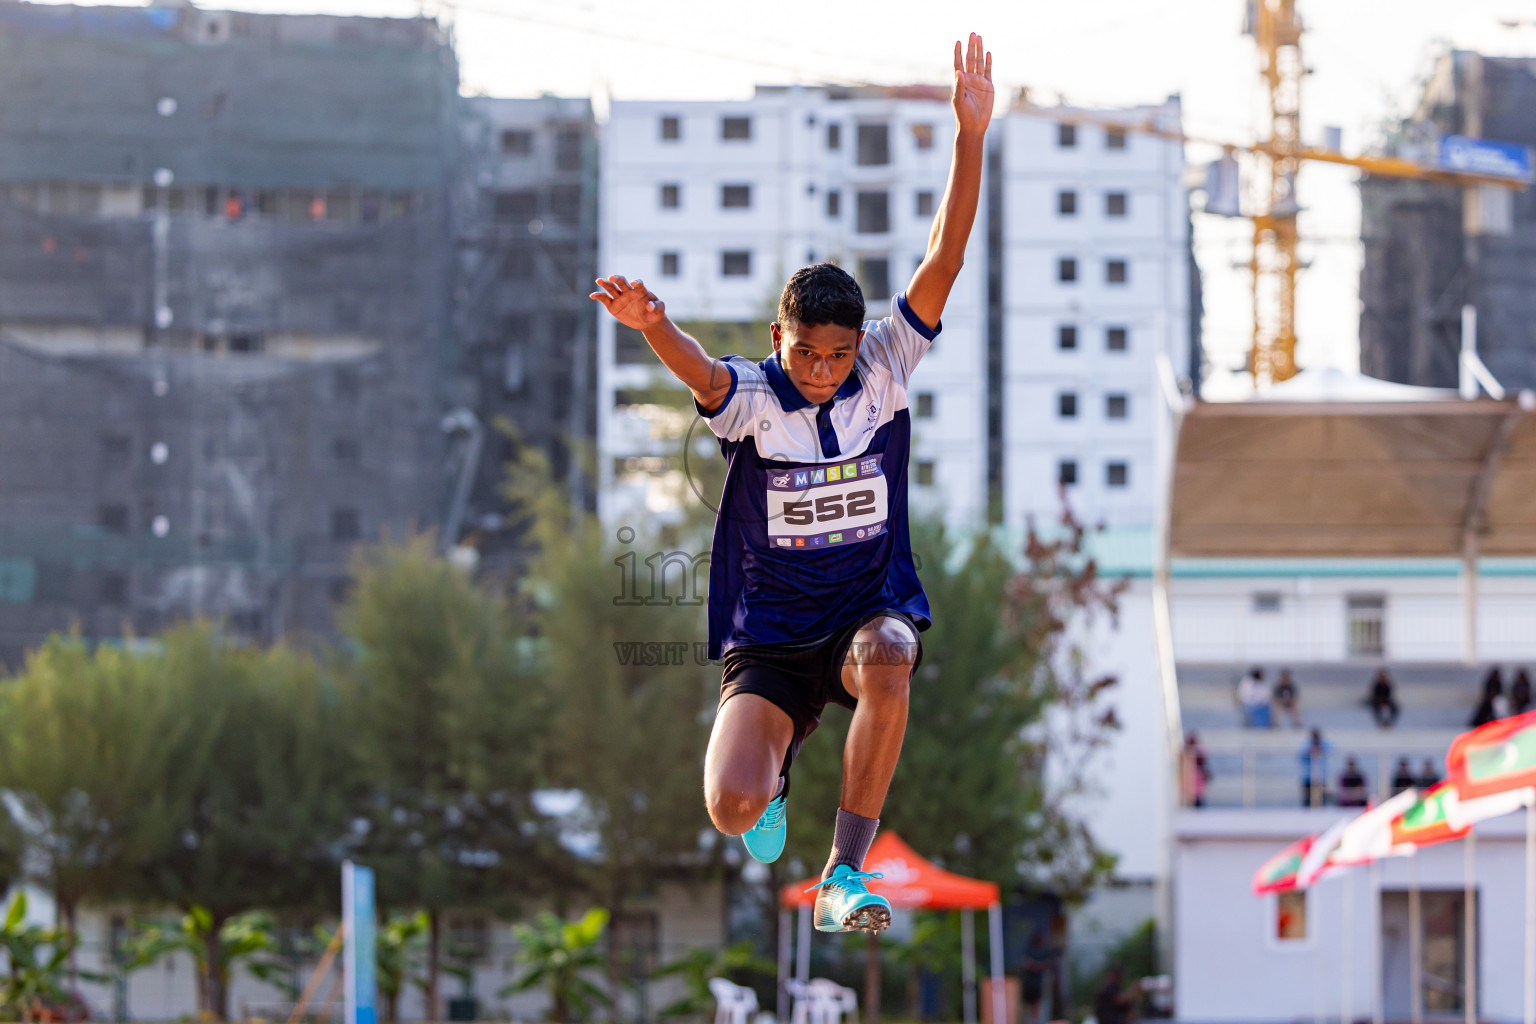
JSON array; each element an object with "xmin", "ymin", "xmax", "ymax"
[{"xmin": 718, "ymin": 608, "xmax": 924, "ymax": 776}]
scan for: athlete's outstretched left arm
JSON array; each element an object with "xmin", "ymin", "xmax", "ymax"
[{"xmin": 904, "ymin": 32, "xmax": 995, "ymax": 331}]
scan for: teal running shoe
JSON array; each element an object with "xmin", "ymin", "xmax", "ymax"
[
  {"xmin": 806, "ymin": 866, "xmax": 889, "ymax": 933},
  {"xmin": 742, "ymin": 794, "xmax": 787, "ymax": 863}
]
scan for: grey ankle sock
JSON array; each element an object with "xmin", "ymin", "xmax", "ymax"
[
  {"xmin": 823, "ymin": 808, "xmax": 879, "ymax": 878},
  {"xmin": 773, "ymin": 775, "xmax": 787, "ymax": 800}
]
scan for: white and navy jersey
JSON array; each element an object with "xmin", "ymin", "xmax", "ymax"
[{"xmin": 696, "ymin": 293, "xmax": 938, "ymax": 659}]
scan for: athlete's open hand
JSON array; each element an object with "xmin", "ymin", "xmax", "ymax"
[
  {"xmin": 591, "ymin": 275, "xmax": 667, "ymax": 331},
  {"xmin": 952, "ymin": 32, "xmax": 994, "ymax": 136}
]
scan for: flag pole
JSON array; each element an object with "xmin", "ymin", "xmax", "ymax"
[
  {"xmin": 1465, "ymin": 831, "xmax": 1477, "ymax": 1024},
  {"xmin": 1371, "ymin": 859, "xmax": 1383, "ymax": 1024},
  {"xmin": 1410, "ymin": 854, "xmax": 1423, "ymax": 1024},
  {"xmin": 1344, "ymin": 873, "xmax": 1354, "ymax": 1024},
  {"xmin": 1525, "ymin": 797, "xmax": 1534, "ymax": 1024}
]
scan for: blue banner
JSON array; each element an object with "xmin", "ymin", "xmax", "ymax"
[
  {"xmin": 1438, "ymin": 134, "xmax": 1533, "ymax": 180},
  {"xmin": 343, "ymin": 862, "xmax": 377, "ymax": 1024}
]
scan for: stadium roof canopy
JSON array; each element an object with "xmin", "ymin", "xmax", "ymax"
[{"xmin": 1169, "ymin": 371, "xmax": 1536, "ymax": 559}]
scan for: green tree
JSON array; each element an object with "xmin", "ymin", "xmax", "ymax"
[
  {"xmin": 376, "ymin": 911, "xmax": 429, "ymax": 1023},
  {"xmin": 132, "ymin": 625, "xmax": 353, "ymax": 1019},
  {"xmin": 0, "ymin": 636, "xmax": 206, "ymax": 948},
  {"xmin": 507, "ymin": 446, "xmax": 714, "ymax": 996},
  {"xmin": 0, "ymin": 891, "xmax": 107, "ymax": 1022},
  {"xmin": 121, "ymin": 908, "xmax": 289, "ymax": 1014},
  {"xmin": 501, "ymin": 909, "xmax": 610, "ymax": 1024},
  {"xmin": 340, "ymin": 534, "xmax": 554, "ymax": 1020}
]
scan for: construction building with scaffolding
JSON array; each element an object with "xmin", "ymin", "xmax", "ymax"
[
  {"xmin": 1359, "ymin": 52, "xmax": 1536, "ymax": 390},
  {"xmin": 0, "ymin": 2, "xmax": 598, "ymax": 660}
]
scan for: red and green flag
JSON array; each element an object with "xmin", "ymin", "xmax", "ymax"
[
  {"xmin": 1390, "ymin": 782, "xmax": 1469, "ymax": 850},
  {"xmin": 1253, "ymin": 835, "xmax": 1312, "ymax": 895},
  {"xmin": 1447, "ymin": 709, "xmax": 1536, "ymax": 801}
]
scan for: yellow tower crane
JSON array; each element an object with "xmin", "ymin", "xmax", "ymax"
[{"xmin": 1017, "ymin": 0, "xmax": 1531, "ymax": 387}]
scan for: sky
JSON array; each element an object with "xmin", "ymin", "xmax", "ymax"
[{"xmin": 49, "ymin": 0, "xmax": 1536, "ymax": 395}]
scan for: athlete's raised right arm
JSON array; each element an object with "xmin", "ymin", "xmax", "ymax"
[{"xmin": 590, "ymin": 275, "xmax": 733, "ymax": 413}]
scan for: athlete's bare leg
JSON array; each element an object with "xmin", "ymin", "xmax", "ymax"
[
  {"xmin": 704, "ymin": 693, "xmax": 795, "ymax": 835},
  {"xmin": 838, "ymin": 616, "xmax": 917, "ymax": 818}
]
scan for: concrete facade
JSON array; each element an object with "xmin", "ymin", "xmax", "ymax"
[{"xmin": 597, "ymin": 86, "xmax": 989, "ymax": 532}]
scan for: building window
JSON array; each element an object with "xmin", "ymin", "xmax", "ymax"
[
  {"xmin": 1058, "ymin": 258, "xmax": 1077, "ymax": 283},
  {"xmin": 856, "ymin": 191, "xmax": 890, "ymax": 233},
  {"xmin": 1106, "ymin": 129, "xmax": 1127, "ymax": 150},
  {"xmin": 1058, "ymin": 325, "xmax": 1078, "ymax": 351},
  {"xmin": 555, "ymin": 127, "xmax": 584, "ymax": 172},
  {"xmin": 1106, "ymin": 191, "xmax": 1128, "ymax": 217},
  {"xmin": 721, "ymin": 116, "xmax": 752, "ymax": 140},
  {"xmin": 101, "ymin": 433, "xmax": 131, "ymax": 458},
  {"xmin": 1058, "ymin": 459, "xmax": 1078, "ymax": 486},
  {"xmin": 721, "ymin": 250, "xmax": 752, "ymax": 277},
  {"xmin": 856, "ymin": 123, "xmax": 891, "ymax": 166},
  {"xmin": 499, "ymin": 129, "xmax": 532, "ymax": 156},
  {"xmin": 1106, "ymin": 461, "xmax": 1129, "ymax": 488},
  {"xmin": 857, "ymin": 257, "xmax": 891, "ymax": 301},
  {"xmin": 1057, "ymin": 189, "xmax": 1077, "ymax": 216},
  {"xmin": 911, "ymin": 123, "xmax": 935, "ymax": 149},
  {"xmin": 614, "ymin": 325, "xmax": 649, "ymax": 365},
  {"xmin": 332, "ymin": 508, "xmax": 361, "ymax": 542},
  {"xmin": 915, "ymin": 190, "xmax": 935, "ymax": 217},
  {"xmin": 1057, "ymin": 123, "xmax": 1077, "ymax": 148},
  {"xmin": 659, "ymin": 183, "xmax": 680, "ymax": 209},
  {"xmin": 549, "ymin": 184, "xmax": 581, "ymax": 224},
  {"xmin": 1253, "ymin": 592, "xmax": 1283, "ymax": 614},
  {"xmin": 660, "ymin": 251, "xmax": 680, "ymax": 276},
  {"xmin": 1276, "ymin": 891, "xmax": 1307, "ymax": 941},
  {"xmin": 1057, "ymin": 392, "xmax": 1078, "ymax": 419},
  {"xmin": 827, "ymin": 122, "xmax": 841, "ymax": 150},
  {"xmin": 332, "ymin": 437, "xmax": 361, "ymax": 464},
  {"xmin": 916, "ymin": 460, "xmax": 935, "ymax": 486},
  {"xmin": 1347, "ymin": 594, "xmax": 1386, "ymax": 658},
  {"xmin": 99, "ymin": 571, "xmax": 128, "ymax": 605},
  {"xmin": 1106, "ymin": 394, "xmax": 1128, "ymax": 420},
  {"xmin": 721, "ymin": 184, "xmax": 752, "ymax": 209},
  {"xmin": 99, "ymin": 503, "xmax": 129, "ymax": 534},
  {"xmin": 1106, "ymin": 259, "xmax": 1128, "ymax": 284},
  {"xmin": 1107, "ymin": 326, "xmax": 1129, "ymax": 351},
  {"xmin": 826, "ymin": 190, "xmax": 841, "ymax": 218},
  {"xmin": 494, "ymin": 190, "xmax": 538, "ymax": 224},
  {"xmin": 660, "ymin": 115, "xmax": 681, "ymax": 141},
  {"xmin": 915, "ymin": 393, "xmax": 935, "ymax": 418}
]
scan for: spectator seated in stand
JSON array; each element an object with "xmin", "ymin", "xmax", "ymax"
[
  {"xmin": 1391, "ymin": 757, "xmax": 1416, "ymax": 794},
  {"xmin": 1366, "ymin": 668, "xmax": 1400, "ymax": 728},
  {"xmin": 1180, "ymin": 732, "xmax": 1210, "ymax": 807},
  {"xmin": 1471, "ymin": 666, "xmax": 1508, "ymax": 728},
  {"xmin": 1418, "ymin": 757, "xmax": 1441, "ymax": 790},
  {"xmin": 1298, "ymin": 728, "xmax": 1332, "ymax": 807},
  {"xmin": 1514, "ymin": 668, "xmax": 1533, "ymax": 716},
  {"xmin": 1237, "ymin": 667, "xmax": 1272, "ymax": 728},
  {"xmin": 1273, "ymin": 668, "xmax": 1302, "ymax": 728},
  {"xmin": 1338, "ymin": 757, "xmax": 1369, "ymax": 807}
]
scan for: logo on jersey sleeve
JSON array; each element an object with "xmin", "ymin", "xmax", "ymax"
[{"xmin": 765, "ymin": 454, "xmax": 889, "ymax": 549}]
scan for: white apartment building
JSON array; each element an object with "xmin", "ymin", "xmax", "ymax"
[
  {"xmin": 1000, "ymin": 99, "xmax": 1191, "ymax": 530},
  {"xmin": 598, "ymin": 85, "xmax": 988, "ymax": 531}
]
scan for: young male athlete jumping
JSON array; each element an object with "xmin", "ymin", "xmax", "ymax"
[{"xmin": 591, "ymin": 33, "xmax": 993, "ymax": 933}]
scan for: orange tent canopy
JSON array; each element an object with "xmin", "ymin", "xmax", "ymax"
[{"xmin": 781, "ymin": 832, "xmax": 1001, "ymax": 909}]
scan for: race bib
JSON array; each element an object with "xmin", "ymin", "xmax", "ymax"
[{"xmin": 765, "ymin": 454, "xmax": 888, "ymax": 549}]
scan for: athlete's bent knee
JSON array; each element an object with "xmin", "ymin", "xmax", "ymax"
[{"xmin": 705, "ymin": 780, "xmax": 771, "ymax": 836}]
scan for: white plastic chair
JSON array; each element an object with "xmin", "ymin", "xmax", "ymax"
[
  {"xmin": 809, "ymin": 979, "xmax": 857, "ymax": 1024},
  {"xmin": 709, "ymin": 977, "xmax": 759, "ymax": 1024},
  {"xmin": 787, "ymin": 979, "xmax": 819, "ymax": 1024}
]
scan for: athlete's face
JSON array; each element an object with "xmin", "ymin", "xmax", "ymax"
[{"xmin": 770, "ymin": 320, "xmax": 864, "ymax": 405}]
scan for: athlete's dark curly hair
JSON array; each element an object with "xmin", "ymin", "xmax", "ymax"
[{"xmin": 777, "ymin": 262, "xmax": 866, "ymax": 332}]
